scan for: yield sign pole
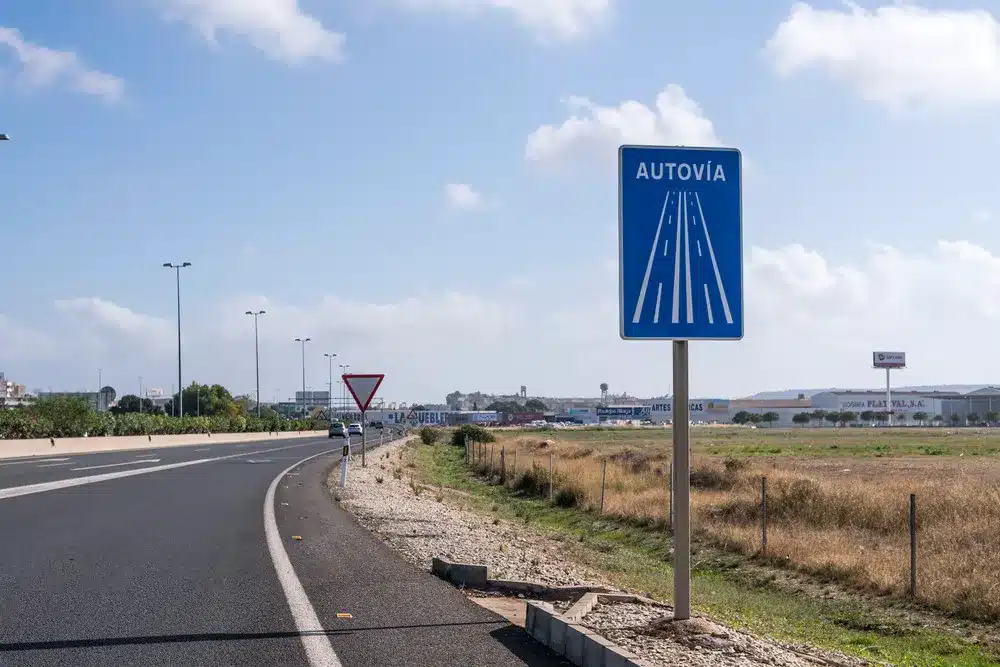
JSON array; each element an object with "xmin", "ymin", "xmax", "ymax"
[{"xmin": 342, "ymin": 374, "xmax": 385, "ymax": 468}]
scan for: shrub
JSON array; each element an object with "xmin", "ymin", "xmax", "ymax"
[
  {"xmin": 450, "ymin": 424, "xmax": 495, "ymax": 446},
  {"xmin": 419, "ymin": 426, "xmax": 443, "ymax": 445}
]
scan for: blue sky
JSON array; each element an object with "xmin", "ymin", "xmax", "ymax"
[{"xmin": 5, "ymin": 0, "xmax": 1000, "ymax": 404}]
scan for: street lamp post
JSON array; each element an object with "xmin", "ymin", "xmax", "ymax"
[
  {"xmin": 163, "ymin": 262, "xmax": 191, "ymax": 417},
  {"xmin": 294, "ymin": 337, "xmax": 311, "ymax": 417},
  {"xmin": 324, "ymin": 353, "xmax": 337, "ymax": 417},
  {"xmin": 339, "ymin": 364, "xmax": 350, "ymax": 414},
  {"xmin": 98, "ymin": 369, "xmax": 102, "ymax": 411},
  {"xmin": 138, "ymin": 376, "xmax": 143, "ymax": 414},
  {"xmin": 246, "ymin": 310, "xmax": 266, "ymax": 418}
]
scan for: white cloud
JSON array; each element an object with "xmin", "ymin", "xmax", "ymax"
[
  {"xmin": 391, "ymin": 0, "xmax": 612, "ymax": 40},
  {"xmin": 444, "ymin": 183, "xmax": 485, "ymax": 211},
  {"xmin": 525, "ymin": 85, "xmax": 722, "ymax": 169},
  {"xmin": 764, "ymin": 2, "xmax": 1000, "ymax": 109},
  {"xmin": 0, "ymin": 27, "xmax": 124, "ymax": 102},
  {"xmin": 53, "ymin": 298, "xmax": 174, "ymax": 355},
  {"xmin": 157, "ymin": 0, "xmax": 345, "ymax": 64},
  {"xmin": 15, "ymin": 239, "xmax": 1000, "ymax": 400}
]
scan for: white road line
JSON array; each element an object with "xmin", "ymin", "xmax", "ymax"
[
  {"xmin": 671, "ymin": 193, "xmax": 683, "ymax": 323},
  {"xmin": 38, "ymin": 462, "xmax": 73, "ymax": 468},
  {"xmin": 704, "ymin": 284, "xmax": 714, "ymax": 324},
  {"xmin": 683, "ymin": 193, "xmax": 694, "ymax": 324},
  {"xmin": 694, "ymin": 192, "xmax": 734, "ymax": 324},
  {"xmin": 0, "ymin": 457, "xmax": 69, "ymax": 467},
  {"xmin": 265, "ymin": 451, "xmax": 343, "ymax": 667},
  {"xmin": 653, "ymin": 283, "xmax": 662, "ymax": 323},
  {"xmin": 2, "ymin": 457, "xmax": 69, "ymax": 466},
  {"xmin": 72, "ymin": 459, "xmax": 161, "ymax": 472},
  {"xmin": 632, "ymin": 191, "xmax": 672, "ymax": 324},
  {"xmin": 0, "ymin": 439, "xmax": 329, "ymax": 501},
  {"xmin": 193, "ymin": 448, "xmax": 211, "ymax": 452}
]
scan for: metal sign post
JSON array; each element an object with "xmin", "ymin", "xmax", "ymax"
[
  {"xmin": 619, "ymin": 144, "xmax": 743, "ymax": 621},
  {"xmin": 361, "ymin": 409, "xmax": 367, "ymax": 468}
]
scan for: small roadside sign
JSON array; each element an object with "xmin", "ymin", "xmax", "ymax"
[{"xmin": 342, "ymin": 374, "xmax": 385, "ymax": 412}]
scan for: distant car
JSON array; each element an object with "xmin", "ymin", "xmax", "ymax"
[
  {"xmin": 329, "ymin": 422, "xmax": 347, "ymax": 438},
  {"xmin": 348, "ymin": 422, "xmax": 363, "ymax": 436},
  {"xmin": 370, "ymin": 420, "xmax": 384, "ymax": 430}
]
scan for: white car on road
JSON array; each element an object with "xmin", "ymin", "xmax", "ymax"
[{"xmin": 348, "ymin": 423, "xmax": 363, "ymax": 436}]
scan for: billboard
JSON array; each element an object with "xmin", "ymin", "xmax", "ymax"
[
  {"xmin": 873, "ymin": 351, "xmax": 906, "ymax": 369},
  {"xmin": 596, "ymin": 406, "xmax": 648, "ymax": 418}
]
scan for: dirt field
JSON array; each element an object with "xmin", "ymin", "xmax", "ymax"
[{"xmin": 473, "ymin": 426, "xmax": 1000, "ymax": 621}]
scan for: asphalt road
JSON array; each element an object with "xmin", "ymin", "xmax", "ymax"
[{"xmin": 0, "ymin": 432, "xmax": 568, "ymax": 666}]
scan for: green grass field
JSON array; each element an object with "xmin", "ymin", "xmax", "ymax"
[{"xmin": 404, "ymin": 426, "xmax": 1000, "ymax": 667}]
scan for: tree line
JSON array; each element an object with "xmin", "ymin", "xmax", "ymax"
[
  {"xmin": 734, "ymin": 409, "xmax": 997, "ymax": 427},
  {"xmin": 0, "ymin": 383, "xmax": 319, "ymax": 440}
]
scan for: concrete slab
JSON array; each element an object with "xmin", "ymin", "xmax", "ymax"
[{"xmin": 469, "ymin": 596, "xmax": 527, "ymax": 627}]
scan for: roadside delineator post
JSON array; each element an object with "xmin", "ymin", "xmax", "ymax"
[{"xmin": 339, "ymin": 441, "xmax": 349, "ymax": 488}]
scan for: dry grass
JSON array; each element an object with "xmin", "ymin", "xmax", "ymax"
[{"xmin": 470, "ymin": 427, "xmax": 1000, "ymax": 621}]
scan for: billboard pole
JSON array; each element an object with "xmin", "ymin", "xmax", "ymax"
[{"xmin": 672, "ymin": 341, "xmax": 691, "ymax": 620}]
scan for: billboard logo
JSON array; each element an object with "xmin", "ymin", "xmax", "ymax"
[{"xmin": 873, "ymin": 351, "xmax": 906, "ymax": 368}]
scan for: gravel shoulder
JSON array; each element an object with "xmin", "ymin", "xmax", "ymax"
[{"xmin": 332, "ymin": 438, "xmax": 878, "ymax": 667}]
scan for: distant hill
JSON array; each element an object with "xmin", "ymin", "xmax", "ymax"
[{"xmin": 746, "ymin": 385, "xmax": 995, "ymax": 400}]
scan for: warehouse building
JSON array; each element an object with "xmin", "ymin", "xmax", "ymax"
[{"xmin": 938, "ymin": 387, "xmax": 1000, "ymax": 422}]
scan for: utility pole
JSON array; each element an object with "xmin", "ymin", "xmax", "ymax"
[
  {"xmin": 246, "ymin": 310, "xmax": 266, "ymax": 418},
  {"xmin": 139, "ymin": 376, "xmax": 143, "ymax": 414},
  {"xmin": 294, "ymin": 337, "xmax": 311, "ymax": 417},
  {"xmin": 163, "ymin": 262, "xmax": 191, "ymax": 417}
]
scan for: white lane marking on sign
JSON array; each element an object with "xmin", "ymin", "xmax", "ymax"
[
  {"xmin": 653, "ymin": 283, "xmax": 662, "ymax": 324},
  {"xmin": 683, "ymin": 193, "xmax": 693, "ymax": 324},
  {"xmin": 671, "ymin": 192, "xmax": 683, "ymax": 324},
  {"xmin": 703, "ymin": 284, "xmax": 714, "ymax": 324},
  {"xmin": 71, "ymin": 459, "xmax": 162, "ymax": 471},
  {"xmin": 264, "ymin": 450, "xmax": 344, "ymax": 667},
  {"xmin": 0, "ymin": 439, "xmax": 330, "ymax": 501},
  {"xmin": 694, "ymin": 191, "xmax": 733, "ymax": 324},
  {"xmin": 631, "ymin": 191, "xmax": 671, "ymax": 325}
]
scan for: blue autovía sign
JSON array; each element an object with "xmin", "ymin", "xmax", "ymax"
[{"xmin": 596, "ymin": 406, "xmax": 649, "ymax": 418}]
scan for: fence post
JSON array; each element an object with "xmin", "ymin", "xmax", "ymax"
[
  {"xmin": 500, "ymin": 447, "xmax": 506, "ymax": 484},
  {"xmin": 600, "ymin": 459, "xmax": 607, "ymax": 514},
  {"xmin": 761, "ymin": 476, "xmax": 768, "ymax": 555},
  {"xmin": 489, "ymin": 444, "xmax": 494, "ymax": 475},
  {"xmin": 464, "ymin": 434, "xmax": 469, "ymax": 464},
  {"xmin": 910, "ymin": 493, "xmax": 917, "ymax": 597},
  {"xmin": 512, "ymin": 450, "xmax": 517, "ymax": 478},
  {"xmin": 549, "ymin": 453, "xmax": 554, "ymax": 502}
]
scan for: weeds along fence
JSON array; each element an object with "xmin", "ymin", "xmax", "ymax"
[{"xmin": 461, "ymin": 437, "xmax": 1000, "ymax": 623}]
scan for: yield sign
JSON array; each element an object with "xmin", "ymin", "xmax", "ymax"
[{"xmin": 342, "ymin": 374, "xmax": 384, "ymax": 412}]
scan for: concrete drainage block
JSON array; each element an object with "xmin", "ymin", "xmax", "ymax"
[
  {"xmin": 431, "ymin": 557, "xmax": 658, "ymax": 667},
  {"xmin": 526, "ymin": 601, "xmax": 656, "ymax": 667}
]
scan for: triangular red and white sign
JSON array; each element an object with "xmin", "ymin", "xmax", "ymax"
[{"xmin": 342, "ymin": 374, "xmax": 384, "ymax": 412}]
